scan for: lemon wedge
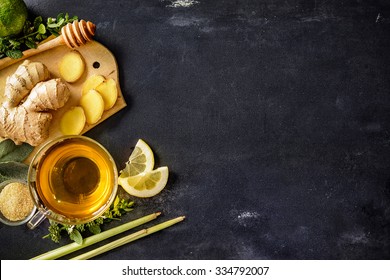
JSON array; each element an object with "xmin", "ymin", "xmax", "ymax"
[
  {"xmin": 119, "ymin": 166, "xmax": 169, "ymax": 198},
  {"xmin": 120, "ymin": 139, "xmax": 154, "ymax": 177},
  {"xmin": 118, "ymin": 139, "xmax": 169, "ymax": 198}
]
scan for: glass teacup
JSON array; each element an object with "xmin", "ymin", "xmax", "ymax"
[{"xmin": 27, "ymin": 135, "xmax": 118, "ymax": 229}]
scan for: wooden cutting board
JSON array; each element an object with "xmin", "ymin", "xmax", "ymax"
[{"xmin": 0, "ymin": 40, "xmax": 127, "ymax": 162}]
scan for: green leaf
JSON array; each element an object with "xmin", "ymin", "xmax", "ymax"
[
  {"xmin": 38, "ymin": 24, "xmax": 46, "ymax": 34},
  {"xmin": 0, "ymin": 161, "xmax": 29, "ymax": 183},
  {"xmin": 33, "ymin": 16, "xmax": 43, "ymax": 29},
  {"xmin": 69, "ymin": 229, "xmax": 83, "ymax": 245},
  {"xmin": 23, "ymin": 20, "xmax": 32, "ymax": 34},
  {"xmin": 57, "ymin": 18, "xmax": 65, "ymax": 26},
  {"xmin": 5, "ymin": 49, "xmax": 23, "ymax": 59},
  {"xmin": 57, "ymin": 13, "xmax": 65, "ymax": 22},
  {"xmin": 8, "ymin": 40, "xmax": 21, "ymax": 48},
  {"xmin": 47, "ymin": 23, "xmax": 59, "ymax": 28},
  {"xmin": 0, "ymin": 139, "xmax": 34, "ymax": 162},
  {"xmin": 25, "ymin": 39, "xmax": 37, "ymax": 49},
  {"xmin": 88, "ymin": 224, "xmax": 101, "ymax": 235},
  {"xmin": 0, "ymin": 140, "xmax": 16, "ymax": 159}
]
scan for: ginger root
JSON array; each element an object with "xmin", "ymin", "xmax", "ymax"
[
  {"xmin": 0, "ymin": 60, "xmax": 70, "ymax": 146},
  {"xmin": 22, "ymin": 79, "xmax": 69, "ymax": 112},
  {"xmin": 4, "ymin": 60, "xmax": 50, "ymax": 108}
]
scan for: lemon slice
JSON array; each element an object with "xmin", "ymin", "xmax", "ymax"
[
  {"xmin": 119, "ymin": 166, "xmax": 169, "ymax": 198},
  {"xmin": 120, "ymin": 139, "xmax": 154, "ymax": 177}
]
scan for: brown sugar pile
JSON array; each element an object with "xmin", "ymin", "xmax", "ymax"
[{"xmin": 0, "ymin": 182, "xmax": 34, "ymax": 221}]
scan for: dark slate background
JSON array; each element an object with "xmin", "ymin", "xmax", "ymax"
[{"xmin": 1, "ymin": 0, "xmax": 389, "ymax": 259}]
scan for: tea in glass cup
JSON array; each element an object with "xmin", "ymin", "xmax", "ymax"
[{"xmin": 28, "ymin": 135, "xmax": 118, "ymax": 228}]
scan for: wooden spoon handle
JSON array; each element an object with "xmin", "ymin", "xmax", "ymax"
[
  {"xmin": 0, "ymin": 36, "xmax": 65, "ymax": 71},
  {"xmin": 0, "ymin": 20, "xmax": 96, "ymax": 71}
]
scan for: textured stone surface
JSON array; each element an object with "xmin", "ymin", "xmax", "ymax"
[{"xmin": 1, "ymin": 0, "xmax": 389, "ymax": 260}]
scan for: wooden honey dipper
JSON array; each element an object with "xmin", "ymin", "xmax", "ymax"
[{"xmin": 0, "ymin": 20, "xmax": 96, "ymax": 71}]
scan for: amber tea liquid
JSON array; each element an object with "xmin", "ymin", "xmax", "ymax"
[{"xmin": 35, "ymin": 137, "xmax": 116, "ymax": 220}]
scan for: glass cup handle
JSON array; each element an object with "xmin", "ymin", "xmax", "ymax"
[{"xmin": 27, "ymin": 210, "xmax": 47, "ymax": 230}]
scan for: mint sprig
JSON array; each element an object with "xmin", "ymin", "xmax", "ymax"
[
  {"xmin": 0, "ymin": 13, "xmax": 78, "ymax": 59},
  {"xmin": 44, "ymin": 197, "xmax": 134, "ymax": 244}
]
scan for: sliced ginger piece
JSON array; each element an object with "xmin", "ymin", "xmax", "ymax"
[
  {"xmin": 82, "ymin": 74, "xmax": 105, "ymax": 95},
  {"xmin": 80, "ymin": 89, "xmax": 104, "ymax": 125},
  {"xmin": 95, "ymin": 78, "xmax": 118, "ymax": 110},
  {"xmin": 59, "ymin": 51, "xmax": 85, "ymax": 83},
  {"xmin": 60, "ymin": 106, "xmax": 86, "ymax": 135}
]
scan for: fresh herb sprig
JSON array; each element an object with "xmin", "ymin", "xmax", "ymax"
[
  {"xmin": 44, "ymin": 196, "xmax": 134, "ymax": 244},
  {"xmin": 0, "ymin": 13, "xmax": 78, "ymax": 59}
]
